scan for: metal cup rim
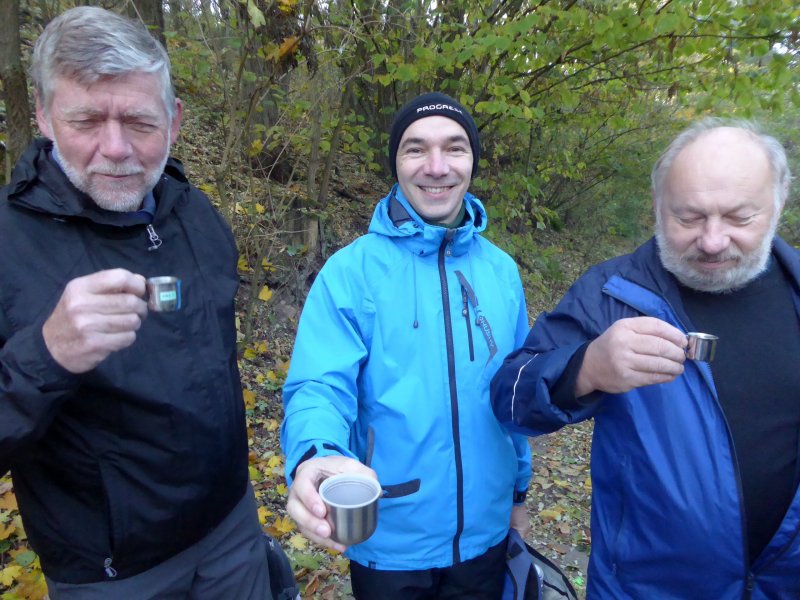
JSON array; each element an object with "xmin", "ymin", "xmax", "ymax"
[
  {"xmin": 686, "ymin": 332, "xmax": 718, "ymax": 341},
  {"xmin": 319, "ymin": 474, "xmax": 381, "ymax": 508}
]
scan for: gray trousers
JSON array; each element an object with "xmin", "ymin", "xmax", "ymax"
[{"xmin": 46, "ymin": 486, "xmax": 273, "ymax": 600}]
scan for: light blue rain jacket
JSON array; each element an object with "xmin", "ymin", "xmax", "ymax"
[{"xmin": 282, "ymin": 185, "xmax": 532, "ymax": 570}]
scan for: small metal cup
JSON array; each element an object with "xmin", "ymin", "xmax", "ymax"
[
  {"xmin": 319, "ymin": 473, "xmax": 381, "ymax": 546},
  {"xmin": 146, "ymin": 276, "xmax": 181, "ymax": 312},
  {"xmin": 686, "ymin": 332, "xmax": 718, "ymax": 362}
]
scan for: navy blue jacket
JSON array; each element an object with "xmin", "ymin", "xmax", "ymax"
[
  {"xmin": 492, "ymin": 237, "xmax": 800, "ymax": 599},
  {"xmin": 0, "ymin": 139, "xmax": 249, "ymax": 583}
]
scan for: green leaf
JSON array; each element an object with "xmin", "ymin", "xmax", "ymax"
[{"xmin": 245, "ymin": 0, "xmax": 266, "ymax": 29}]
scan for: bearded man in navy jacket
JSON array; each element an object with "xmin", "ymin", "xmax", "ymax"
[{"xmin": 492, "ymin": 119, "xmax": 800, "ymax": 599}]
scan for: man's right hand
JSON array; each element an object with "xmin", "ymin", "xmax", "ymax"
[
  {"xmin": 42, "ymin": 269, "xmax": 148, "ymax": 374},
  {"xmin": 575, "ymin": 316, "xmax": 688, "ymax": 397},
  {"xmin": 287, "ymin": 455, "xmax": 378, "ymax": 553}
]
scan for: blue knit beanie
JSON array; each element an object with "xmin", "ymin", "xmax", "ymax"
[{"xmin": 388, "ymin": 92, "xmax": 480, "ymax": 178}]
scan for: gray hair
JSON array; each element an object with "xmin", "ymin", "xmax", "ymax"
[
  {"xmin": 32, "ymin": 6, "xmax": 175, "ymax": 118},
  {"xmin": 651, "ymin": 117, "xmax": 791, "ymax": 213}
]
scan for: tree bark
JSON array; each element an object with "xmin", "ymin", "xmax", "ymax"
[
  {"xmin": 128, "ymin": 0, "xmax": 167, "ymax": 48},
  {"xmin": 0, "ymin": 0, "xmax": 32, "ymax": 183}
]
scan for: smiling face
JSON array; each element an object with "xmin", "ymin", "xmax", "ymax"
[
  {"xmin": 395, "ymin": 115, "xmax": 473, "ymax": 225},
  {"xmin": 36, "ymin": 71, "xmax": 182, "ymax": 212},
  {"xmin": 655, "ymin": 127, "xmax": 781, "ymax": 292}
]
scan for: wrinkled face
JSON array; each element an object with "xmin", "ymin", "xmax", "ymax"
[
  {"xmin": 36, "ymin": 72, "xmax": 182, "ymax": 212},
  {"xmin": 655, "ymin": 128, "xmax": 781, "ymax": 293},
  {"xmin": 395, "ymin": 116, "xmax": 473, "ymax": 225}
]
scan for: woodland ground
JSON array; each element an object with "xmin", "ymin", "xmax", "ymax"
[{"xmin": 0, "ymin": 106, "xmax": 643, "ymax": 600}]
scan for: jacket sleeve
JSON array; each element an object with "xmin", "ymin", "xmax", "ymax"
[
  {"xmin": 509, "ymin": 269, "xmax": 533, "ymax": 495},
  {"xmin": 280, "ymin": 255, "xmax": 369, "ymax": 484},
  {"xmin": 491, "ymin": 271, "xmax": 608, "ymax": 437},
  {"xmin": 0, "ymin": 313, "xmax": 79, "ymax": 469}
]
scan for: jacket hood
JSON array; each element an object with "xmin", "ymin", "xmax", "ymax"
[
  {"xmin": 6, "ymin": 138, "xmax": 188, "ymax": 227},
  {"xmin": 367, "ymin": 184, "xmax": 487, "ymax": 257}
]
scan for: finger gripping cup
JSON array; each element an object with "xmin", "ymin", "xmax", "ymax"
[{"xmin": 318, "ymin": 474, "xmax": 381, "ymax": 546}]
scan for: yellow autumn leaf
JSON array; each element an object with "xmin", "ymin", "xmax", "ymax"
[
  {"xmin": 261, "ymin": 259, "xmax": 276, "ymax": 272},
  {"xmin": 539, "ymin": 509, "xmax": 562, "ymax": 522},
  {"xmin": 276, "ymin": 483, "xmax": 288, "ymax": 496},
  {"xmin": 0, "ymin": 522, "xmax": 16, "ymax": 540},
  {"xmin": 0, "ymin": 565, "xmax": 22, "ymax": 587},
  {"xmin": 273, "ymin": 516, "xmax": 295, "ymax": 535},
  {"xmin": 255, "ymin": 373, "xmax": 265, "ymax": 384},
  {"xmin": 198, "ymin": 183, "xmax": 216, "ymax": 196},
  {"xmin": 0, "ymin": 492, "xmax": 17, "ymax": 511},
  {"xmin": 258, "ymin": 286, "xmax": 273, "ymax": 302},
  {"xmin": 249, "ymin": 466, "xmax": 263, "ymax": 482},
  {"xmin": 243, "ymin": 348, "xmax": 258, "ymax": 361},
  {"xmin": 267, "ymin": 455, "xmax": 282, "ymax": 469},
  {"xmin": 266, "ymin": 418, "xmax": 279, "ymax": 432},
  {"xmin": 248, "ymin": 138, "xmax": 264, "ymax": 157},
  {"xmin": 277, "ymin": 36, "xmax": 299, "ymax": 59},
  {"xmin": 584, "ymin": 477, "xmax": 592, "ymax": 491},
  {"xmin": 554, "ymin": 479, "xmax": 570, "ymax": 488},
  {"xmin": 235, "ymin": 202, "xmax": 245, "ymax": 215},
  {"xmin": 10, "ymin": 515, "xmax": 25, "ymax": 539},
  {"xmin": 237, "ymin": 256, "xmax": 251, "ymax": 273},
  {"xmin": 257, "ymin": 505, "xmax": 273, "ymax": 525},
  {"xmin": 255, "ymin": 203, "xmax": 265, "ymax": 214},
  {"xmin": 242, "ymin": 389, "xmax": 256, "ymax": 410},
  {"xmin": 255, "ymin": 341, "xmax": 268, "ymax": 354},
  {"xmin": 277, "ymin": 0, "xmax": 299, "ymax": 14},
  {"xmin": 288, "ymin": 534, "xmax": 307, "ymax": 550}
]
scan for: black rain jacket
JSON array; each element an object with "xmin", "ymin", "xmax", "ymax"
[{"xmin": 0, "ymin": 139, "xmax": 249, "ymax": 583}]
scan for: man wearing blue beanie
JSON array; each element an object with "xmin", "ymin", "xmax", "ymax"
[{"xmin": 282, "ymin": 92, "xmax": 532, "ymax": 599}]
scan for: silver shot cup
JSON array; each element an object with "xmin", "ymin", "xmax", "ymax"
[
  {"xmin": 686, "ymin": 332, "xmax": 718, "ymax": 362},
  {"xmin": 146, "ymin": 276, "xmax": 181, "ymax": 312},
  {"xmin": 319, "ymin": 473, "xmax": 381, "ymax": 546}
]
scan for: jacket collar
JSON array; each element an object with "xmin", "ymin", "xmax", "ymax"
[
  {"xmin": 369, "ymin": 184, "xmax": 487, "ymax": 257},
  {"xmin": 7, "ymin": 138, "xmax": 187, "ymax": 227},
  {"xmin": 608, "ymin": 236, "xmax": 800, "ymax": 328}
]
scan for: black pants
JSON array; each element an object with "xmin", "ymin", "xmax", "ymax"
[{"xmin": 349, "ymin": 537, "xmax": 507, "ymax": 600}]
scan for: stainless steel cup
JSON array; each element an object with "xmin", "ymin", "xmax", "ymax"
[
  {"xmin": 686, "ymin": 332, "xmax": 718, "ymax": 362},
  {"xmin": 319, "ymin": 473, "xmax": 381, "ymax": 546},
  {"xmin": 146, "ymin": 276, "xmax": 181, "ymax": 312}
]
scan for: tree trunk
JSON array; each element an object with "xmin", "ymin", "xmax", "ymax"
[
  {"xmin": 0, "ymin": 0, "xmax": 32, "ymax": 183},
  {"xmin": 128, "ymin": 0, "xmax": 166, "ymax": 48}
]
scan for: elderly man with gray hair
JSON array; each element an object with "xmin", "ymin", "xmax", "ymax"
[
  {"xmin": 492, "ymin": 119, "xmax": 800, "ymax": 598},
  {"xmin": 0, "ymin": 7, "xmax": 295, "ymax": 599}
]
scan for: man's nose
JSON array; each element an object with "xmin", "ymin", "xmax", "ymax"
[
  {"xmin": 98, "ymin": 121, "xmax": 133, "ymax": 161},
  {"xmin": 423, "ymin": 149, "xmax": 450, "ymax": 177},
  {"xmin": 697, "ymin": 220, "xmax": 730, "ymax": 255}
]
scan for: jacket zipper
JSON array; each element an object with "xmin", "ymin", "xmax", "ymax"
[
  {"xmin": 146, "ymin": 224, "xmax": 162, "ymax": 251},
  {"xmin": 103, "ymin": 557, "xmax": 117, "ymax": 578},
  {"xmin": 438, "ymin": 231, "xmax": 464, "ymax": 563},
  {"xmin": 461, "ymin": 287, "xmax": 475, "ymax": 362}
]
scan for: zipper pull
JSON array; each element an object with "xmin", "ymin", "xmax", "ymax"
[
  {"xmin": 103, "ymin": 557, "xmax": 117, "ymax": 578},
  {"xmin": 146, "ymin": 224, "xmax": 162, "ymax": 252}
]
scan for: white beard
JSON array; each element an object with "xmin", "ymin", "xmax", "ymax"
[
  {"xmin": 655, "ymin": 214, "xmax": 778, "ymax": 293},
  {"xmin": 53, "ymin": 136, "xmax": 169, "ymax": 212}
]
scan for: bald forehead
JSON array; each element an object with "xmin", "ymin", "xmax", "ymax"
[{"xmin": 668, "ymin": 127, "xmax": 771, "ymax": 187}]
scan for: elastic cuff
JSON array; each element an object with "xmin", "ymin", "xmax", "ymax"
[{"xmin": 513, "ymin": 489, "xmax": 528, "ymax": 505}]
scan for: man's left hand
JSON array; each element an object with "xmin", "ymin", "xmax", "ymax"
[{"xmin": 510, "ymin": 503, "xmax": 530, "ymax": 539}]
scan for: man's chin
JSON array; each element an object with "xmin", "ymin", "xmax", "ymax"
[{"xmin": 89, "ymin": 187, "xmax": 146, "ymax": 212}]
